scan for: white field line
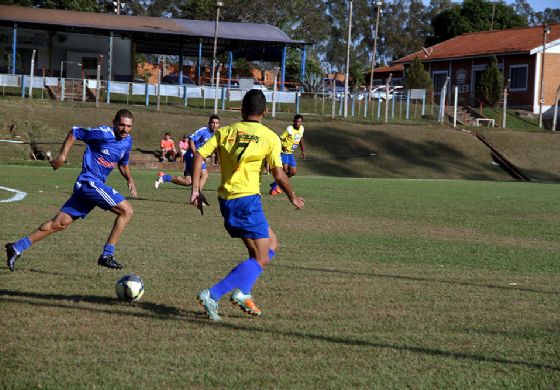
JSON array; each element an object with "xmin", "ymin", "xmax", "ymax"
[{"xmin": 0, "ymin": 186, "xmax": 27, "ymax": 203}]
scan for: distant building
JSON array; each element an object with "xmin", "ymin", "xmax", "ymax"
[{"xmin": 394, "ymin": 24, "xmax": 560, "ymax": 114}]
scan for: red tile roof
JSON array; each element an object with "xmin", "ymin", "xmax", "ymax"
[
  {"xmin": 396, "ymin": 24, "xmax": 560, "ymax": 63},
  {"xmin": 373, "ymin": 63, "xmax": 404, "ymax": 74}
]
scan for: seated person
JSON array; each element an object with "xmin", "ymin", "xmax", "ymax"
[
  {"xmin": 159, "ymin": 132, "xmax": 177, "ymax": 162},
  {"xmin": 178, "ymin": 135, "xmax": 189, "ymax": 162}
]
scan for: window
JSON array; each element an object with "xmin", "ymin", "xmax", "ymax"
[
  {"xmin": 509, "ymin": 65, "xmax": 528, "ymax": 91},
  {"xmin": 432, "ymin": 71, "xmax": 448, "ymax": 92}
]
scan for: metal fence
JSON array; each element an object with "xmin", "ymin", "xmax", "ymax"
[{"xmin": 2, "ymin": 73, "xmax": 447, "ymax": 124}]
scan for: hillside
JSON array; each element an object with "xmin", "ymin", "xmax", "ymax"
[{"xmin": 1, "ymin": 98, "xmax": 559, "ymax": 182}]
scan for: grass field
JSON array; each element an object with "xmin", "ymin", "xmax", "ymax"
[{"xmin": 1, "ymin": 164, "xmax": 559, "ymax": 388}]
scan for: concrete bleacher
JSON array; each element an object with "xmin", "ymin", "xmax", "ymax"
[{"xmin": 128, "ymin": 150, "xmax": 220, "ymax": 172}]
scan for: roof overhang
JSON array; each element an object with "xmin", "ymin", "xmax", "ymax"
[{"xmin": 0, "ymin": 5, "xmax": 307, "ymax": 58}]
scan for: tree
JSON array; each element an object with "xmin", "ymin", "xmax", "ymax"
[
  {"xmin": 404, "ymin": 56, "xmax": 432, "ymax": 90},
  {"xmin": 534, "ymin": 8, "xmax": 560, "ymax": 25},
  {"xmin": 428, "ymin": 0, "xmax": 526, "ymax": 45},
  {"xmin": 475, "ymin": 56, "xmax": 503, "ymax": 107}
]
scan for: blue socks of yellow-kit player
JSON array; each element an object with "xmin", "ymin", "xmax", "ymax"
[
  {"xmin": 163, "ymin": 175, "xmax": 172, "ymax": 182},
  {"xmin": 209, "ymin": 249, "xmax": 275, "ymax": 301}
]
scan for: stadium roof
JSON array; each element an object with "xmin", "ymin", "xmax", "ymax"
[
  {"xmin": 396, "ymin": 23, "xmax": 560, "ymax": 63},
  {"xmin": 0, "ymin": 5, "xmax": 306, "ymax": 58}
]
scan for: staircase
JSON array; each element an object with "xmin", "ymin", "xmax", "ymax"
[
  {"xmin": 45, "ymin": 79, "xmax": 97, "ymax": 102},
  {"xmin": 445, "ymin": 104, "xmax": 497, "ymax": 127}
]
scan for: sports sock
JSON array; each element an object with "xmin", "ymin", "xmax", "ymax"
[
  {"xmin": 269, "ymin": 248, "xmax": 275, "ymax": 261},
  {"xmin": 209, "ymin": 258, "xmax": 262, "ymax": 300},
  {"xmin": 270, "ymin": 181, "xmax": 278, "ymax": 191},
  {"xmin": 13, "ymin": 236, "xmax": 32, "ymax": 254},
  {"xmin": 102, "ymin": 244, "xmax": 115, "ymax": 257},
  {"xmin": 163, "ymin": 175, "xmax": 173, "ymax": 182}
]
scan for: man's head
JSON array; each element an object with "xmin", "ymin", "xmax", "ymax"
[
  {"xmin": 293, "ymin": 114, "xmax": 303, "ymax": 129},
  {"xmin": 241, "ymin": 90, "xmax": 267, "ymax": 120},
  {"xmin": 113, "ymin": 109, "xmax": 133, "ymax": 140},
  {"xmin": 208, "ymin": 115, "xmax": 220, "ymax": 132}
]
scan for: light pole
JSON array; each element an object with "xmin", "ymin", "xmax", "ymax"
[
  {"xmin": 343, "ymin": 0, "xmax": 353, "ymax": 118},
  {"xmin": 539, "ymin": 24, "xmax": 550, "ymax": 128},
  {"xmin": 368, "ymin": 1, "xmax": 382, "ymax": 101},
  {"xmin": 211, "ymin": 1, "xmax": 224, "ymax": 87},
  {"xmin": 112, "ymin": 1, "xmax": 125, "ymax": 15}
]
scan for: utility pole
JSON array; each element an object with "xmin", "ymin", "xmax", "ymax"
[
  {"xmin": 539, "ymin": 25, "xmax": 550, "ymax": 128},
  {"xmin": 112, "ymin": 1, "xmax": 125, "ymax": 15},
  {"xmin": 343, "ymin": 0, "xmax": 353, "ymax": 118},
  {"xmin": 368, "ymin": 2, "xmax": 382, "ymax": 101},
  {"xmin": 211, "ymin": 1, "xmax": 224, "ymax": 87}
]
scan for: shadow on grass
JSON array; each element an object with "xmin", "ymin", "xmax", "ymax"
[
  {"xmin": 275, "ymin": 264, "xmax": 560, "ymax": 295},
  {"xmin": 1, "ymin": 288, "xmax": 558, "ymax": 371}
]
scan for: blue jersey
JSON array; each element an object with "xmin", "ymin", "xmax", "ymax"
[
  {"xmin": 73, "ymin": 125, "xmax": 133, "ymax": 183},
  {"xmin": 189, "ymin": 127, "xmax": 215, "ymax": 150}
]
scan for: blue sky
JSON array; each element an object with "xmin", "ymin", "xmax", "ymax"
[
  {"xmin": 505, "ymin": 0, "xmax": 558, "ymax": 12},
  {"xmin": 421, "ymin": 1, "xmax": 557, "ymax": 12}
]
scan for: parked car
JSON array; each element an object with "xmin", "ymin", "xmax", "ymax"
[{"xmin": 161, "ymin": 74, "xmax": 197, "ymax": 85}]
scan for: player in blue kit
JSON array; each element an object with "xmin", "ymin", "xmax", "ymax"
[
  {"xmin": 5, "ymin": 109, "xmax": 137, "ymax": 272},
  {"xmin": 154, "ymin": 115, "xmax": 219, "ymax": 193}
]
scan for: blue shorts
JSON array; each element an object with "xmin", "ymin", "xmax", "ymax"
[
  {"xmin": 61, "ymin": 181, "xmax": 125, "ymax": 219},
  {"xmin": 219, "ymin": 195, "xmax": 269, "ymax": 239},
  {"xmin": 184, "ymin": 152, "xmax": 207, "ymax": 176},
  {"xmin": 281, "ymin": 153, "xmax": 296, "ymax": 167}
]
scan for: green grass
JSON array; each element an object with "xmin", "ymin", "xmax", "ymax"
[
  {"xmin": 1, "ymin": 165, "xmax": 559, "ymax": 388},
  {"xmin": 480, "ymin": 107, "xmax": 540, "ymax": 131}
]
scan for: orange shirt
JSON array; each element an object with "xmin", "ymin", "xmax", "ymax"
[{"xmin": 160, "ymin": 139, "xmax": 175, "ymax": 150}]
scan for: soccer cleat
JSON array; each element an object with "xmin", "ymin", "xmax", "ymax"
[
  {"xmin": 97, "ymin": 255, "xmax": 124, "ymax": 269},
  {"xmin": 197, "ymin": 289, "xmax": 221, "ymax": 321},
  {"xmin": 230, "ymin": 289, "xmax": 262, "ymax": 316},
  {"xmin": 6, "ymin": 243, "xmax": 21, "ymax": 272},
  {"xmin": 269, "ymin": 187, "xmax": 283, "ymax": 196},
  {"xmin": 154, "ymin": 172, "xmax": 165, "ymax": 189}
]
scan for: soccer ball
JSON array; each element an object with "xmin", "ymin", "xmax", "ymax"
[{"xmin": 115, "ymin": 274, "xmax": 145, "ymax": 301}]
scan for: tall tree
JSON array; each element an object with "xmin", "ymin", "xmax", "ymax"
[
  {"xmin": 404, "ymin": 56, "xmax": 432, "ymax": 90},
  {"xmin": 428, "ymin": 0, "xmax": 526, "ymax": 45},
  {"xmin": 476, "ymin": 56, "xmax": 503, "ymax": 107}
]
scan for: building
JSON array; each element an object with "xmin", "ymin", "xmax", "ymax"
[
  {"xmin": 395, "ymin": 24, "xmax": 560, "ymax": 114},
  {"xmin": 0, "ymin": 5, "xmax": 306, "ymax": 86}
]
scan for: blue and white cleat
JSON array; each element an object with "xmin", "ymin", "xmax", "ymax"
[{"xmin": 197, "ymin": 289, "xmax": 221, "ymax": 321}]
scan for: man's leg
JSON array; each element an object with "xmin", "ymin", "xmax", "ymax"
[
  {"xmin": 6, "ymin": 211, "xmax": 75, "ymax": 271},
  {"xmin": 155, "ymin": 172, "xmax": 192, "ymax": 188},
  {"xmin": 98, "ymin": 200, "xmax": 133, "ymax": 269},
  {"xmin": 199, "ymin": 169, "xmax": 208, "ymax": 192}
]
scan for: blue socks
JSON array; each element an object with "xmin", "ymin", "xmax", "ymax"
[
  {"xmin": 209, "ymin": 258, "xmax": 263, "ymax": 301},
  {"xmin": 102, "ymin": 244, "xmax": 115, "ymax": 257},
  {"xmin": 13, "ymin": 236, "xmax": 32, "ymax": 254},
  {"xmin": 163, "ymin": 175, "xmax": 173, "ymax": 182}
]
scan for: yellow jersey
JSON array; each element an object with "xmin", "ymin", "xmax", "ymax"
[
  {"xmin": 280, "ymin": 125, "xmax": 304, "ymax": 154},
  {"xmin": 198, "ymin": 121, "xmax": 282, "ymax": 200}
]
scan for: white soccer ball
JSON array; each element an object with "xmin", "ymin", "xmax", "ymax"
[{"xmin": 115, "ymin": 274, "xmax": 145, "ymax": 301}]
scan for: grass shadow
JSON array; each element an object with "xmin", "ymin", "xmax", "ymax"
[
  {"xmin": 1, "ymin": 288, "xmax": 558, "ymax": 372},
  {"xmin": 275, "ymin": 264, "xmax": 560, "ymax": 295}
]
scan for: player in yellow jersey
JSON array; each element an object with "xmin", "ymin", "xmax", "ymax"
[
  {"xmin": 270, "ymin": 114, "xmax": 305, "ymax": 195},
  {"xmin": 191, "ymin": 90, "xmax": 305, "ymax": 321}
]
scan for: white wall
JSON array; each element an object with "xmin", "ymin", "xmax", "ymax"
[{"xmin": 0, "ymin": 26, "xmax": 132, "ymax": 79}]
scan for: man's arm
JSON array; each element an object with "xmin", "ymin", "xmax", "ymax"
[
  {"xmin": 50, "ymin": 130, "xmax": 75, "ymax": 170},
  {"xmin": 190, "ymin": 152, "xmax": 204, "ymax": 206},
  {"xmin": 299, "ymin": 138, "xmax": 305, "ymax": 159},
  {"xmin": 188, "ymin": 139, "xmax": 197, "ymax": 154},
  {"xmin": 118, "ymin": 164, "xmax": 137, "ymax": 198},
  {"xmin": 271, "ymin": 167, "xmax": 305, "ymax": 210}
]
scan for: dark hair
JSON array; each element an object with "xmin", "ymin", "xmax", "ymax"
[
  {"xmin": 164, "ymin": 132, "xmax": 171, "ymax": 136},
  {"xmin": 114, "ymin": 109, "xmax": 133, "ymax": 122},
  {"xmin": 294, "ymin": 114, "xmax": 303, "ymax": 121},
  {"xmin": 208, "ymin": 114, "xmax": 220, "ymax": 122},
  {"xmin": 242, "ymin": 90, "xmax": 266, "ymax": 117}
]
